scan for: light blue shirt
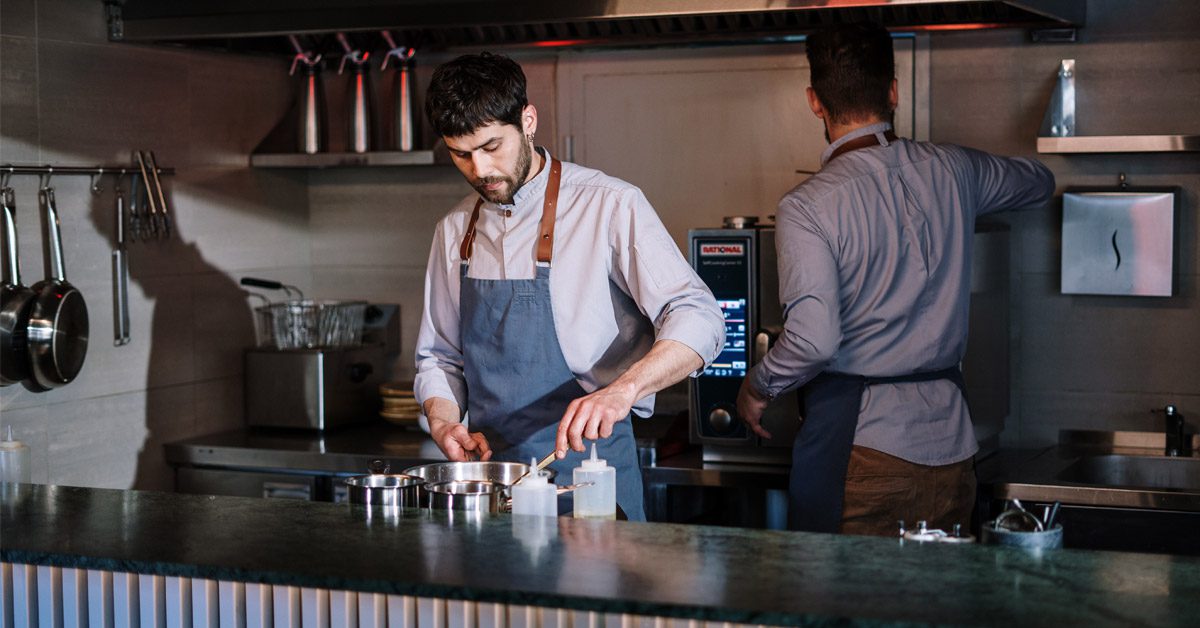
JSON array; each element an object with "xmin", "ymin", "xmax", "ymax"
[
  {"xmin": 750, "ymin": 124, "xmax": 1054, "ymax": 465},
  {"xmin": 416, "ymin": 149, "xmax": 725, "ymax": 420}
]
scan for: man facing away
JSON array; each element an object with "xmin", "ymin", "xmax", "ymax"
[
  {"xmin": 414, "ymin": 52, "xmax": 725, "ymax": 521},
  {"xmin": 737, "ymin": 22, "xmax": 1055, "ymax": 535}
]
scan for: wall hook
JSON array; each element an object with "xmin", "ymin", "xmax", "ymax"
[
  {"xmin": 39, "ymin": 166, "xmax": 54, "ymax": 190},
  {"xmin": 91, "ymin": 168, "xmax": 105, "ymax": 194},
  {"xmin": 0, "ymin": 166, "xmax": 12, "ymax": 190},
  {"xmin": 1117, "ymin": 172, "xmax": 1129, "ymax": 189}
]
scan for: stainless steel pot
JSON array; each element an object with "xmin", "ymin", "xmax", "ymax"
[
  {"xmin": 344, "ymin": 473, "xmax": 424, "ymax": 508},
  {"xmin": 402, "ymin": 461, "xmax": 554, "ymax": 487},
  {"xmin": 424, "ymin": 480, "xmax": 504, "ymax": 513},
  {"xmin": 27, "ymin": 186, "xmax": 88, "ymax": 390}
]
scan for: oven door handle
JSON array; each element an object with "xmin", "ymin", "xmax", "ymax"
[{"xmin": 753, "ymin": 326, "xmax": 782, "ymax": 364}]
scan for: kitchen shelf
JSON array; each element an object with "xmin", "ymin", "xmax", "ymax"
[
  {"xmin": 1037, "ymin": 59, "xmax": 1200, "ymax": 155},
  {"xmin": 1037, "ymin": 134, "xmax": 1200, "ymax": 154},
  {"xmin": 250, "ymin": 150, "xmax": 437, "ymax": 168}
]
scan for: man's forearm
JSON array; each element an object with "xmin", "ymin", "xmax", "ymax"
[
  {"xmin": 604, "ymin": 339, "xmax": 703, "ymax": 403},
  {"xmin": 423, "ymin": 397, "xmax": 463, "ymax": 426}
]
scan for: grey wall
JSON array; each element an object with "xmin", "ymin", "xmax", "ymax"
[
  {"xmin": 929, "ymin": 0, "xmax": 1200, "ymax": 447},
  {"xmin": 0, "ymin": 0, "xmax": 307, "ymax": 489}
]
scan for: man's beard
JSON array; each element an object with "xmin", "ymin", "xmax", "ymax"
[{"xmin": 474, "ymin": 140, "xmax": 533, "ymax": 205}]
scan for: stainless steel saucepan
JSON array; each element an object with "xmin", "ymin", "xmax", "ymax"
[
  {"xmin": 27, "ymin": 185, "xmax": 88, "ymax": 389},
  {"xmin": 0, "ymin": 186, "xmax": 36, "ymax": 386}
]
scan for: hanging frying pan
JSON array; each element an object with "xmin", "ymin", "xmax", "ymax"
[
  {"xmin": 0, "ymin": 186, "xmax": 37, "ymax": 386},
  {"xmin": 26, "ymin": 185, "xmax": 89, "ymax": 390}
]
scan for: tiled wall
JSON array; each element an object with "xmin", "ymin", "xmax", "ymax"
[
  {"xmin": 929, "ymin": 0, "xmax": 1200, "ymax": 446},
  {"xmin": 0, "ymin": 0, "xmax": 306, "ymax": 489}
]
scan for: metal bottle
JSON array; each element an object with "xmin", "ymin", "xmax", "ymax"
[
  {"xmin": 288, "ymin": 35, "xmax": 326, "ymax": 155},
  {"xmin": 337, "ymin": 33, "xmax": 374, "ymax": 154},
  {"xmin": 381, "ymin": 31, "xmax": 417, "ymax": 152}
]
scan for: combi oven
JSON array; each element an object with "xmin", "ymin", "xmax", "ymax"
[{"xmin": 688, "ymin": 217, "xmax": 799, "ymax": 464}]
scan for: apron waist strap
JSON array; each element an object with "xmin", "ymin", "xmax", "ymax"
[{"xmin": 822, "ymin": 365, "xmax": 966, "ymax": 397}]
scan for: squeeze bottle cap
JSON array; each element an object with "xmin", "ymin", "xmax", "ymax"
[
  {"xmin": 524, "ymin": 457, "xmax": 552, "ymax": 486},
  {"xmin": 580, "ymin": 443, "xmax": 608, "ymax": 469},
  {"xmin": 0, "ymin": 426, "xmax": 23, "ymax": 450}
]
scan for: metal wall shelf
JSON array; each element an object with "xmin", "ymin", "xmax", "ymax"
[
  {"xmin": 1037, "ymin": 60, "xmax": 1200, "ymax": 155},
  {"xmin": 1037, "ymin": 135, "xmax": 1200, "ymax": 154},
  {"xmin": 249, "ymin": 151, "xmax": 438, "ymax": 169}
]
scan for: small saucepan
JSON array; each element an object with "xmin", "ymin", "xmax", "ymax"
[
  {"xmin": 26, "ymin": 186, "xmax": 88, "ymax": 390},
  {"xmin": 0, "ymin": 187, "xmax": 36, "ymax": 386},
  {"xmin": 344, "ymin": 472, "xmax": 425, "ymax": 508},
  {"xmin": 424, "ymin": 480, "xmax": 505, "ymax": 513}
]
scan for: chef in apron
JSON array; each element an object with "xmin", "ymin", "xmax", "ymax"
[
  {"xmin": 414, "ymin": 52, "xmax": 725, "ymax": 521},
  {"xmin": 735, "ymin": 22, "xmax": 1053, "ymax": 534}
]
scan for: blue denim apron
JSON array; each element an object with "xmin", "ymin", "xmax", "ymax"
[
  {"xmin": 458, "ymin": 157, "xmax": 646, "ymax": 521},
  {"xmin": 788, "ymin": 129, "xmax": 966, "ymax": 532}
]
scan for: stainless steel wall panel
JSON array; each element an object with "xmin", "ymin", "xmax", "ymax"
[
  {"xmin": 165, "ymin": 576, "xmax": 192, "ymax": 628},
  {"xmin": 217, "ymin": 581, "xmax": 246, "ymax": 628},
  {"xmin": 385, "ymin": 596, "xmax": 417, "ymax": 628},
  {"xmin": 244, "ymin": 584, "xmax": 271, "ymax": 628},
  {"xmin": 60, "ymin": 568, "xmax": 87, "ymax": 628},
  {"xmin": 113, "ymin": 572, "xmax": 140, "ymax": 628},
  {"xmin": 416, "ymin": 598, "xmax": 445, "ymax": 628},
  {"xmin": 139, "ymin": 575, "xmax": 166, "ymax": 628},
  {"xmin": 272, "ymin": 586, "xmax": 301, "ymax": 628},
  {"xmin": 191, "ymin": 579, "xmax": 219, "ymax": 628}
]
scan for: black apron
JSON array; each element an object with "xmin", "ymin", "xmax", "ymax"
[
  {"xmin": 786, "ymin": 128, "xmax": 967, "ymax": 533},
  {"xmin": 790, "ymin": 368, "xmax": 967, "ymax": 532}
]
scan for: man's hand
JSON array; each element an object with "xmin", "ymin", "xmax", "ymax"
[
  {"xmin": 423, "ymin": 397, "xmax": 491, "ymax": 461},
  {"xmin": 555, "ymin": 383, "xmax": 636, "ymax": 458},
  {"xmin": 429, "ymin": 418, "xmax": 493, "ymax": 461},
  {"xmin": 736, "ymin": 378, "xmax": 773, "ymax": 439}
]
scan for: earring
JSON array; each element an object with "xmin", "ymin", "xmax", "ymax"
[{"xmin": 526, "ymin": 132, "xmax": 535, "ymax": 142}]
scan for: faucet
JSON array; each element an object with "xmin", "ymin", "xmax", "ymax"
[{"xmin": 1164, "ymin": 405, "xmax": 1188, "ymax": 457}]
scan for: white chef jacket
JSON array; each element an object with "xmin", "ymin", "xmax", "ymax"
[{"xmin": 415, "ymin": 149, "xmax": 725, "ymax": 421}]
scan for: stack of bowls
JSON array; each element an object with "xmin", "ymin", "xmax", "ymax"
[{"xmin": 380, "ymin": 381, "xmax": 420, "ymax": 426}]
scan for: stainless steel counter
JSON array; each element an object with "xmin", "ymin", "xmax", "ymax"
[
  {"xmin": 165, "ymin": 421, "xmax": 790, "ymax": 492},
  {"xmin": 977, "ymin": 430, "xmax": 1200, "ymax": 512}
]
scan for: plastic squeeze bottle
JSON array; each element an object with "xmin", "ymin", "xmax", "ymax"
[
  {"xmin": 511, "ymin": 457, "xmax": 558, "ymax": 517},
  {"xmin": 572, "ymin": 444, "xmax": 615, "ymax": 519},
  {"xmin": 0, "ymin": 426, "xmax": 31, "ymax": 483}
]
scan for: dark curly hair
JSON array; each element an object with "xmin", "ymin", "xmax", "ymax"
[
  {"xmin": 425, "ymin": 52, "xmax": 528, "ymax": 138},
  {"xmin": 805, "ymin": 22, "xmax": 895, "ymax": 125}
]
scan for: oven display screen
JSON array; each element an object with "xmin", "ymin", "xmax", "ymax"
[{"xmin": 704, "ymin": 298, "xmax": 748, "ymax": 378}]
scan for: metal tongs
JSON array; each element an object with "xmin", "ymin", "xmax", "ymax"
[{"xmin": 134, "ymin": 150, "xmax": 171, "ymax": 240}]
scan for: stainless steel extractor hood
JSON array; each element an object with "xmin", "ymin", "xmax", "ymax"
[{"xmin": 109, "ymin": 1, "xmax": 1085, "ymax": 51}]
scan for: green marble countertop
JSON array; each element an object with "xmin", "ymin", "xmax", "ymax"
[{"xmin": 3, "ymin": 484, "xmax": 1199, "ymax": 627}]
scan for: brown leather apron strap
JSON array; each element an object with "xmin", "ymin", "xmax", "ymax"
[
  {"xmin": 536, "ymin": 157, "xmax": 562, "ymax": 265},
  {"xmin": 828, "ymin": 129, "xmax": 898, "ymax": 162},
  {"xmin": 458, "ymin": 156, "xmax": 563, "ymax": 265},
  {"xmin": 459, "ymin": 198, "xmax": 484, "ymax": 262}
]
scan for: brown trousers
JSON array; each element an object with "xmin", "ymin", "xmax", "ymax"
[{"xmin": 839, "ymin": 445, "xmax": 976, "ymax": 537}]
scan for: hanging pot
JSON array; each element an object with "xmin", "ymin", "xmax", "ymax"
[
  {"xmin": 0, "ymin": 187, "xmax": 36, "ymax": 386},
  {"xmin": 26, "ymin": 186, "xmax": 89, "ymax": 390}
]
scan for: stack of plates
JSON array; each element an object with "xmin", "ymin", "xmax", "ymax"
[{"xmin": 380, "ymin": 381, "xmax": 421, "ymax": 426}]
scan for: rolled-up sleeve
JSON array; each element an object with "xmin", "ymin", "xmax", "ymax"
[
  {"xmin": 414, "ymin": 219, "xmax": 468, "ymax": 416},
  {"xmin": 749, "ymin": 198, "xmax": 841, "ymax": 398},
  {"xmin": 611, "ymin": 189, "xmax": 725, "ymax": 374}
]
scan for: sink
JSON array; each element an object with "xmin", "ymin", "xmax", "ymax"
[{"xmin": 1056, "ymin": 454, "xmax": 1200, "ymax": 491}]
